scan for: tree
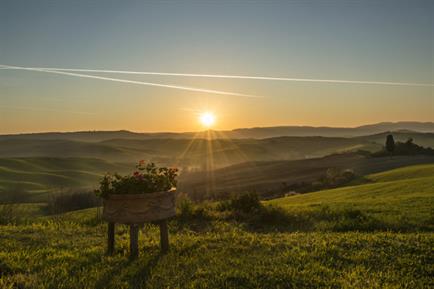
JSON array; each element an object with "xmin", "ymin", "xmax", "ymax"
[
  {"xmin": 405, "ymin": 138, "xmax": 414, "ymax": 145},
  {"xmin": 385, "ymin": 134, "xmax": 395, "ymax": 154}
]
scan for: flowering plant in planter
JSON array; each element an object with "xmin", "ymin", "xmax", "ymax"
[{"xmin": 95, "ymin": 161, "xmax": 178, "ymax": 198}]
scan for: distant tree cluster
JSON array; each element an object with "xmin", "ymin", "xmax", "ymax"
[{"xmin": 373, "ymin": 134, "xmax": 434, "ymax": 157}]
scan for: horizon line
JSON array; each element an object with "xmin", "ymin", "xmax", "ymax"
[{"xmin": 1, "ymin": 120, "xmax": 433, "ymax": 136}]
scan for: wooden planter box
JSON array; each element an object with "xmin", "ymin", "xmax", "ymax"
[
  {"xmin": 102, "ymin": 190, "xmax": 176, "ymax": 257},
  {"xmin": 102, "ymin": 190, "xmax": 176, "ymax": 224}
]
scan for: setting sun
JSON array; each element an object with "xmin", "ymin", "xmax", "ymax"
[{"xmin": 199, "ymin": 112, "xmax": 216, "ymax": 128}]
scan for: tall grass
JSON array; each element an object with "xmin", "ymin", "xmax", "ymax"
[{"xmin": 0, "ymin": 203, "xmax": 23, "ymax": 225}]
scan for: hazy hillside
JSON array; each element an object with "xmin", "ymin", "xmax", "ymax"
[
  {"xmin": 1, "ymin": 132, "xmax": 434, "ymax": 201},
  {"xmin": 2, "ymin": 121, "xmax": 433, "ymax": 141},
  {"xmin": 1, "ymin": 131, "xmax": 433, "ymax": 168},
  {"xmin": 0, "ymin": 136, "xmax": 380, "ymax": 167},
  {"xmin": 179, "ymin": 154, "xmax": 434, "ymax": 197},
  {"xmin": 359, "ymin": 131, "xmax": 434, "ymax": 148},
  {"xmin": 228, "ymin": 121, "xmax": 434, "ymax": 138}
]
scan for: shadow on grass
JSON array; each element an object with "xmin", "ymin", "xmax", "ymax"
[
  {"xmin": 213, "ymin": 193, "xmax": 432, "ymax": 233},
  {"xmin": 225, "ymin": 205, "xmax": 430, "ymax": 233},
  {"xmin": 94, "ymin": 248, "xmax": 162, "ymax": 289}
]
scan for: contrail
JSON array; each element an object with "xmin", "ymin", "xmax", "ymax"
[
  {"xmin": 0, "ymin": 65, "xmax": 260, "ymax": 98},
  {"xmin": 2, "ymin": 64, "xmax": 433, "ymax": 87}
]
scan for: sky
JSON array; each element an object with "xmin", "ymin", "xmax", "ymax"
[{"xmin": 0, "ymin": 0, "xmax": 433, "ymax": 133}]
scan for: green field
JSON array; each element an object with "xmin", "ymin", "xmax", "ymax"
[
  {"xmin": 0, "ymin": 164, "xmax": 433, "ymax": 288},
  {"xmin": 268, "ymin": 164, "xmax": 434, "ymax": 229}
]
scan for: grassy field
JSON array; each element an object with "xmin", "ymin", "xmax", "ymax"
[
  {"xmin": 0, "ymin": 220, "xmax": 432, "ymax": 289},
  {"xmin": 0, "ymin": 164, "xmax": 433, "ymax": 288},
  {"xmin": 268, "ymin": 164, "xmax": 434, "ymax": 230}
]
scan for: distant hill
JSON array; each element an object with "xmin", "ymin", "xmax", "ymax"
[
  {"xmin": 0, "ymin": 136, "xmax": 380, "ymax": 166},
  {"xmin": 1, "ymin": 121, "xmax": 434, "ymax": 141},
  {"xmin": 226, "ymin": 122, "xmax": 434, "ymax": 138},
  {"xmin": 1, "ymin": 123, "xmax": 434, "ymax": 202},
  {"xmin": 1, "ymin": 131, "xmax": 433, "ymax": 168}
]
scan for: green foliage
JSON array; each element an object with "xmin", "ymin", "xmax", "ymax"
[
  {"xmin": 217, "ymin": 193, "xmax": 262, "ymax": 214},
  {"xmin": 374, "ymin": 136, "xmax": 434, "ymax": 157},
  {"xmin": 175, "ymin": 197, "xmax": 211, "ymax": 230},
  {"xmin": 95, "ymin": 162, "xmax": 178, "ymax": 198}
]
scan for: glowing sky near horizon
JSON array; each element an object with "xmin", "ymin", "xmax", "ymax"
[{"xmin": 0, "ymin": 0, "xmax": 433, "ymax": 133}]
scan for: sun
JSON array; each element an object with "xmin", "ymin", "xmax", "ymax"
[{"xmin": 199, "ymin": 112, "xmax": 216, "ymax": 128}]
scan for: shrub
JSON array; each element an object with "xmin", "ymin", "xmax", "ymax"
[
  {"xmin": 177, "ymin": 196, "xmax": 210, "ymax": 221},
  {"xmin": 218, "ymin": 193, "xmax": 262, "ymax": 214}
]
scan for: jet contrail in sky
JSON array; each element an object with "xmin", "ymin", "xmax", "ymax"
[
  {"xmin": 1, "ymin": 65, "xmax": 433, "ymax": 87},
  {"xmin": 0, "ymin": 65, "xmax": 260, "ymax": 98}
]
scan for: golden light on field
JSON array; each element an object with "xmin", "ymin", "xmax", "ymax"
[{"xmin": 199, "ymin": 112, "xmax": 216, "ymax": 128}]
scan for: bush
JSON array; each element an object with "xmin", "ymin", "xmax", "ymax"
[
  {"xmin": 176, "ymin": 196, "xmax": 210, "ymax": 222},
  {"xmin": 217, "ymin": 193, "xmax": 262, "ymax": 214},
  {"xmin": 46, "ymin": 191, "xmax": 101, "ymax": 214}
]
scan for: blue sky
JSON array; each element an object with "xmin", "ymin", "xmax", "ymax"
[{"xmin": 0, "ymin": 0, "xmax": 433, "ymax": 133}]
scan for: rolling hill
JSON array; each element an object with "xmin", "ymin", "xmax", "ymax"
[
  {"xmin": 1, "ymin": 131, "xmax": 433, "ymax": 167},
  {"xmin": 0, "ymin": 158, "xmax": 130, "ymax": 202},
  {"xmin": 179, "ymin": 154, "xmax": 434, "ymax": 198},
  {"xmin": 0, "ymin": 135, "xmax": 381, "ymax": 166},
  {"xmin": 1, "ymin": 127, "xmax": 433, "ymax": 202},
  {"xmin": 268, "ymin": 164, "xmax": 434, "ymax": 227}
]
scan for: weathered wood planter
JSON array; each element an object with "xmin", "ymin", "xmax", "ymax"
[{"xmin": 102, "ymin": 190, "xmax": 176, "ymax": 258}]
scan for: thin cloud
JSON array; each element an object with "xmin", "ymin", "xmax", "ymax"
[
  {"xmin": 0, "ymin": 65, "xmax": 261, "ymax": 98},
  {"xmin": 2, "ymin": 65, "xmax": 433, "ymax": 87}
]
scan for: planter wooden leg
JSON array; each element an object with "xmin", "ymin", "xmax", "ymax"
[
  {"xmin": 159, "ymin": 220, "xmax": 169, "ymax": 254},
  {"xmin": 130, "ymin": 224, "xmax": 139, "ymax": 259},
  {"xmin": 107, "ymin": 222, "xmax": 115, "ymax": 255}
]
